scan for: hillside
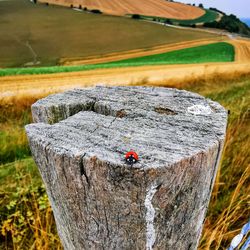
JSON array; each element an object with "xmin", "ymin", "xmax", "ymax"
[
  {"xmin": 0, "ymin": 0, "xmax": 217, "ymax": 68},
  {"xmin": 38, "ymin": 0, "xmax": 205, "ymax": 20},
  {"xmin": 204, "ymin": 14, "xmax": 250, "ymax": 37}
]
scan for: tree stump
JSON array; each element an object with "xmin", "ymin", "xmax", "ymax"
[{"xmin": 25, "ymin": 86, "xmax": 228, "ymax": 250}]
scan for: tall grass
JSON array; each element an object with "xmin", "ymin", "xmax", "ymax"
[
  {"xmin": 0, "ymin": 73, "xmax": 249, "ymax": 249},
  {"xmin": 0, "ymin": 159, "xmax": 62, "ymax": 250},
  {"xmin": 184, "ymin": 76, "xmax": 250, "ymax": 249},
  {"xmin": 0, "ymin": 125, "xmax": 30, "ymax": 164},
  {"xmin": 0, "ymin": 95, "xmax": 41, "ymax": 164}
]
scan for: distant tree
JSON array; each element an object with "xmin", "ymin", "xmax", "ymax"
[
  {"xmin": 131, "ymin": 14, "xmax": 141, "ymax": 19},
  {"xmin": 198, "ymin": 3, "xmax": 204, "ymax": 8},
  {"xmin": 192, "ymin": 3, "xmax": 195, "ymax": 6},
  {"xmin": 179, "ymin": 23, "xmax": 190, "ymax": 27},
  {"xmin": 164, "ymin": 19, "xmax": 173, "ymax": 25},
  {"xmin": 209, "ymin": 7, "xmax": 225, "ymax": 15},
  {"xmin": 83, "ymin": 7, "xmax": 88, "ymax": 11},
  {"xmin": 70, "ymin": 4, "xmax": 73, "ymax": 8},
  {"xmin": 203, "ymin": 14, "xmax": 250, "ymax": 36},
  {"xmin": 79, "ymin": 5, "xmax": 82, "ymax": 9},
  {"xmin": 91, "ymin": 9, "xmax": 102, "ymax": 14},
  {"xmin": 229, "ymin": 14, "xmax": 237, "ymax": 19}
]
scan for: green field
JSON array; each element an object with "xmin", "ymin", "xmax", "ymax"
[
  {"xmin": 105, "ymin": 42, "xmax": 234, "ymax": 66},
  {"xmin": 0, "ymin": 73, "xmax": 249, "ymax": 249},
  {"xmin": 0, "ymin": 0, "xmax": 218, "ymax": 68},
  {"xmin": 0, "ymin": 42, "xmax": 234, "ymax": 77}
]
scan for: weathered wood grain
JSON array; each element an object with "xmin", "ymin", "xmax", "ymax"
[{"xmin": 26, "ymin": 86, "xmax": 227, "ymax": 250}]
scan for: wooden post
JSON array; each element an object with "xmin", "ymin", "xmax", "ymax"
[{"xmin": 26, "ymin": 86, "xmax": 227, "ymax": 250}]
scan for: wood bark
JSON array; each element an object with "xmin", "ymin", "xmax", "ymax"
[{"xmin": 25, "ymin": 86, "xmax": 228, "ymax": 250}]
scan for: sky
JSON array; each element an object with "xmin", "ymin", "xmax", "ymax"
[{"xmin": 177, "ymin": 0, "xmax": 250, "ymax": 18}]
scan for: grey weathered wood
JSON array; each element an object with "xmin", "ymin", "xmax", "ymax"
[{"xmin": 25, "ymin": 86, "xmax": 227, "ymax": 250}]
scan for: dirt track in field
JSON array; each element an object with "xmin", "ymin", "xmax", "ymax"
[
  {"xmin": 1, "ymin": 38, "xmax": 250, "ymax": 98},
  {"xmin": 229, "ymin": 39, "xmax": 250, "ymax": 62},
  {"xmin": 62, "ymin": 38, "xmax": 223, "ymax": 65},
  {"xmin": 39, "ymin": 0, "xmax": 204, "ymax": 20}
]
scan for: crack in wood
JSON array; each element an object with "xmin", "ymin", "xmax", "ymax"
[
  {"xmin": 154, "ymin": 107, "xmax": 177, "ymax": 115},
  {"xmin": 80, "ymin": 154, "xmax": 90, "ymax": 187}
]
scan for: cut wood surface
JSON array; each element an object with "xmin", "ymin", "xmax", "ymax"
[
  {"xmin": 26, "ymin": 86, "xmax": 227, "ymax": 249},
  {"xmin": 38, "ymin": 0, "xmax": 205, "ymax": 20}
]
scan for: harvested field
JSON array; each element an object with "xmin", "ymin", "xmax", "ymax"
[
  {"xmin": 229, "ymin": 39, "xmax": 250, "ymax": 62},
  {"xmin": 1, "ymin": 62, "xmax": 250, "ymax": 99},
  {"xmin": 1, "ymin": 39, "xmax": 249, "ymax": 98},
  {"xmin": 0, "ymin": 0, "xmax": 216, "ymax": 68},
  {"xmin": 39, "ymin": 0, "xmax": 204, "ymax": 20}
]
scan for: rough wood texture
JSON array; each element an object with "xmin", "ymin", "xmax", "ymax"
[{"xmin": 25, "ymin": 86, "xmax": 227, "ymax": 250}]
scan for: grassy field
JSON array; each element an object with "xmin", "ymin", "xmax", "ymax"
[
  {"xmin": 0, "ymin": 0, "xmax": 217, "ymax": 68},
  {"xmin": 0, "ymin": 42, "xmax": 234, "ymax": 77},
  {"xmin": 0, "ymin": 73, "xmax": 249, "ymax": 249}
]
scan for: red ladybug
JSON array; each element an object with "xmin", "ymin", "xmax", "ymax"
[{"xmin": 125, "ymin": 151, "xmax": 139, "ymax": 165}]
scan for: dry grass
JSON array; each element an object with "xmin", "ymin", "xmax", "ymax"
[
  {"xmin": 121, "ymin": 72, "xmax": 250, "ymax": 249},
  {"xmin": 0, "ymin": 72, "xmax": 249, "ymax": 249},
  {"xmin": 201, "ymin": 106, "xmax": 249, "ymax": 249},
  {"xmin": 139, "ymin": 69, "xmax": 250, "ymax": 91},
  {"xmin": 171, "ymin": 72, "xmax": 250, "ymax": 250}
]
